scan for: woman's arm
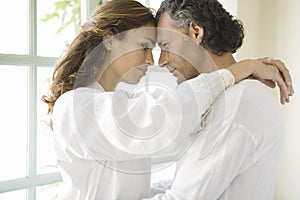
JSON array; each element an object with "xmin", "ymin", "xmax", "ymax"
[
  {"xmin": 64, "ymin": 69, "xmax": 233, "ymax": 161},
  {"xmin": 227, "ymin": 58, "xmax": 293, "ymax": 104},
  {"xmin": 55, "ymin": 58, "xmax": 293, "ymax": 161}
]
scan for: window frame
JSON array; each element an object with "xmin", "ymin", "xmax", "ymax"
[
  {"xmin": 0, "ymin": 0, "xmax": 110, "ymax": 198},
  {"xmin": 0, "ymin": 0, "xmax": 82, "ymax": 198}
]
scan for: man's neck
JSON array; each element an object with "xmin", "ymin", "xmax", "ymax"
[{"xmin": 207, "ymin": 50, "xmax": 236, "ymax": 69}]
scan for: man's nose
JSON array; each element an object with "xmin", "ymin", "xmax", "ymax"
[
  {"xmin": 145, "ymin": 49, "xmax": 154, "ymax": 65},
  {"xmin": 158, "ymin": 50, "xmax": 169, "ymax": 68}
]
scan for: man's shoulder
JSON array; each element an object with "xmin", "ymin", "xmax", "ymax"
[
  {"xmin": 228, "ymin": 79, "xmax": 270, "ymax": 95},
  {"xmin": 225, "ymin": 79, "xmax": 277, "ymax": 109},
  {"xmin": 224, "ymin": 79, "xmax": 281, "ymax": 117},
  {"xmin": 223, "ymin": 80, "xmax": 284, "ymax": 139}
]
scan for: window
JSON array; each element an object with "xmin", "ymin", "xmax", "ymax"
[{"xmin": 0, "ymin": 0, "xmax": 81, "ymax": 199}]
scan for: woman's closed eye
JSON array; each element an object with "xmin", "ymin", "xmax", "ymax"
[{"xmin": 141, "ymin": 44, "xmax": 149, "ymax": 51}]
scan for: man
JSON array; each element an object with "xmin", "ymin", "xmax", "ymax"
[{"xmin": 147, "ymin": 0, "xmax": 290, "ymax": 199}]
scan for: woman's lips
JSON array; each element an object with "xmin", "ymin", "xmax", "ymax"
[{"xmin": 138, "ymin": 67, "xmax": 148, "ymax": 74}]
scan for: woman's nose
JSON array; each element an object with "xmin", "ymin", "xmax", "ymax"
[{"xmin": 145, "ymin": 49, "xmax": 154, "ymax": 65}]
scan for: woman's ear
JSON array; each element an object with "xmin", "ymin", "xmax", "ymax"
[
  {"xmin": 103, "ymin": 32, "xmax": 114, "ymax": 51},
  {"xmin": 188, "ymin": 21, "xmax": 204, "ymax": 45}
]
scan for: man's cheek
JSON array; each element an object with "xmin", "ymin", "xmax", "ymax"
[{"xmin": 168, "ymin": 43, "xmax": 182, "ymax": 55}]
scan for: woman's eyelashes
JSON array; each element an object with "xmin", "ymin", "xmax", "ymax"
[{"xmin": 141, "ymin": 44, "xmax": 148, "ymax": 51}]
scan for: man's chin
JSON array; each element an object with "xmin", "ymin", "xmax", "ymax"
[
  {"xmin": 172, "ymin": 71, "xmax": 187, "ymax": 84},
  {"xmin": 176, "ymin": 76, "xmax": 187, "ymax": 84}
]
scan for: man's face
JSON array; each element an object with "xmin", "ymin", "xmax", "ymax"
[{"xmin": 157, "ymin": 13, "xmax": 200, "ymax": 84}]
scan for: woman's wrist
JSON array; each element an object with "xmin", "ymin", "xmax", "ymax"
[
  {"xmin": 226, "ymin": 59, "xmax": 255, "ymax": 83},
  {"xmin": 217, "ymin": 69, "xmax": 235, "ymax": 89}
]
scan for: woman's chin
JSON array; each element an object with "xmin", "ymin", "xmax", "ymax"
[{"xmin": 122, "ymin": 77, "xmax": 143, "ymax": 85}]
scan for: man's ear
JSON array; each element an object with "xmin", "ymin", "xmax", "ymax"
[
  {"xmin": 188, "ymin": 21, "xmax": 204, "ymax": 45},
  {"xmin": 103, "ymin": 32, "xmax": 114, "ymax": 51}
]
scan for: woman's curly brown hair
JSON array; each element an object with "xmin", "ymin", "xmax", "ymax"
[
  {"xmin": 156, "ymin": 0, "xmax": 244, "ymax": 56},
  {"xmin": 42, "ymin": 0, "xmax": 155, "ymax": 121}
]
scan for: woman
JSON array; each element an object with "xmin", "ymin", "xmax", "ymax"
[{"xmin": 42, "ymin": 0, "xmax": 292, "ymax": 199}]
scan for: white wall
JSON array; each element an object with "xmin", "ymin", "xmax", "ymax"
[
  {"xmin": 237, "ymin": 1, "xmax": 300, "ymax": 199},
  {"xmin": 218, "ymin": 0, "xmax": 238, "ymax": 15}
]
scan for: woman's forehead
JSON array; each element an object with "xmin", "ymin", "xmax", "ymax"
[{"xmin": 126, "ymin": 26, "xmax": 156, "ymax": 41}]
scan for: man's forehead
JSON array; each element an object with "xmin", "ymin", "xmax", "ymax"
[
  {"xmin": 156, "ymin": 28, "xmax": 170, "ymax": 42},
  {"xmin": 157, "ymin": 12, "xmax": 174, "ymax": 29}
]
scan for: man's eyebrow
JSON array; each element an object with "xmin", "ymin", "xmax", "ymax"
[{"xmin": 157, "ymin": 40, "xmax": 168, "ymax": 46}]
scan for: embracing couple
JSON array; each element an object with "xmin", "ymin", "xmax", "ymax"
[{"xmin": 43, "ymin": 0, "xmax": 294, "ymax": 199}]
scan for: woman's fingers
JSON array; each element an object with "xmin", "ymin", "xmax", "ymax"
[
  {"xmin": 272, "ymin": 70, "xmax": 289, "ymax": 105},
  {"xmin": 272, "ymin": 59, "xmax": 294, "ymax": 96},
  {"xmin": 259, "ymin": 57, "xmax": 294, "ymax": 98},
  {"xmin": 258, "ymin": 57, "xmax": 273, "ymax": 63},
  {"xmin": 261, "ymin": 58, "xmax": 294, "ymax": 96},
  {"xmin": 262, "ymin": 80, "xmax": 276, "ymax": 88}
]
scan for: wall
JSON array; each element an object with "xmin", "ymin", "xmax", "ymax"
[
  {"xmin": 237, "ymin": 0, "xmax": 300, "ymax": 199},
  {"xmin": 219, "ymin": 0, "xmax": 237, "ymax": 15}
]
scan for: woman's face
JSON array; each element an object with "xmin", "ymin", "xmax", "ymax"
[{"xmin": 106, "ymin": 24, "xmax": 156, "ymax": 84}]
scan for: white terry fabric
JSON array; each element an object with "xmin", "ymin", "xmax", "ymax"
[
  {"xmin": 147, "ymin": 80, "xmax": 285, "ymax": 200},
  {"xmin": 52, "ymin": 69, "xmax": 234, "ymax": 200}
]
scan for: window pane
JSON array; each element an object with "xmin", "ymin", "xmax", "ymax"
[
  {"xmin": 0, "ymin": 1, "xmax": 28, "ymax": 54},
  {"xmin": 37, "ymin": 67, "xmax": 59, "ymax": 174},
  {"xmin": 137, "ymin": 0, "xmax": 148, "ymax": 6},
  {"xmin": 149, "ymin": 0, "xmax": 164, "ymax": 10},
  {"xmin": 137, "ymin": 0, "xmax": 164, "ymax": 10},
  {"xmin": 37, "ymin": 0, "xmax": 79, "ymax": 57},
  {"xmin": 0, "ymin": 66, "xmax": 28, "ymax": 181},
  {"xmin": 152, "ymin": 47, "xmax": 161, "ymax": 64},
  {"xmin": 36, "ymin": 182, "xmax": 61, "ymax": 200},
  {"xmin": 0, "ymin": 189, "xmax": 27, "ymax": 200}
]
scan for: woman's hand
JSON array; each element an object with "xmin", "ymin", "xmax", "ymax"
[
  {"xmin": 258, "ymin": 57, "xmax": 294, "ymax": 96},
  {"xmin": 227, "ymin": 58, "xmax": 294, "ymax": 105}
]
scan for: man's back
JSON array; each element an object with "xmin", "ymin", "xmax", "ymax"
[
  {"xmin": 218, "ymin": 80, "xmax": 284, "ymax": 199},
  {"xmin": 168, "ymin": 80, "xmax": 284, "ymax": 200}
]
